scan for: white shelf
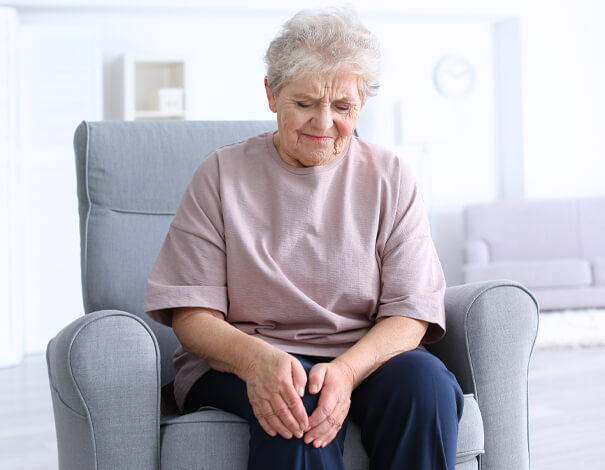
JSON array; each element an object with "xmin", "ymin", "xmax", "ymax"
[
  {"xmin": 135, "ymin": 110, "xmax": 186, "ymax": 120},
  {"xmin": 118, "ymin": 54, "xmax": 188, "ymax": 121}
]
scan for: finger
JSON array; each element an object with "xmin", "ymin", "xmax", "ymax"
[
  {"xmin": 306, "ymin": 399, "xmax": 341, "ymax": 432},
  {"xmin": 291, "ymin": 359, "xmax": 308, "ymax": 398},
  {"xmin": 253, "ymin": 400, "xmax": 293, "ymax": 439},
  {"xmin": 308, "ymin": 363, "xmax": 328, "ymax": 395},
  {"xmin": 273, "ymin": 392, "xmax": 306, "ymax": 438},
  {"xmin": 279, "ymin": 373, "xmax": 308, "ymax": 433},
  {"xmin": 307, "ymin": 384, "xmax": 337, "ymax": 429},
  {"xmin": 267, "ymin": 416, "xmax": 294, "ymax": 440},
  {"xmin": 305, "ymin": 400, "xmax": 349, "ymax": 447},
  {"xmin": 307, "ymin": 419, "xmax": 337, "ymax": 448},
  {"xmin": 256, "ymin": 415, "xmax": 277, "ymax": 437},
  {"xmin": 305, "ymin": 414, "xmax": 342, "ymax": 447},
  {"xmin": 260, "ymin": 400, "xmax": 296, "ymax": 439}
]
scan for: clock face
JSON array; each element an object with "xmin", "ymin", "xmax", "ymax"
[{"xmin": 433, "ymin": 55, "xmax": 476, "ymax": 98}]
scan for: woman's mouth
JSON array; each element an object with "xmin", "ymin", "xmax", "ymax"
[{"xmin": 301, "ymin": 133, "xmax": 334, "ymax": 142}]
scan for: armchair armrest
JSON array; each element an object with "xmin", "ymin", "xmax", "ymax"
[
  {"xmin": 427, "ymin": 280, "xmax": 539, "ymax": 470},
  {"xmin": 46, "ymin": 310, "xmax": 161, "ymax": 470}
]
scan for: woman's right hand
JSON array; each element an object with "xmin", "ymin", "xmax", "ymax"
[
  {"xmin": 242, "ymin": 348, "xmax": 309, "ymax": 439},
  {"xmin": 172, "ymin": 308, "xmax": 308, "ymax": 439}
]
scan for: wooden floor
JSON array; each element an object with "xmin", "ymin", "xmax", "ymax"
[
  {"xmin": 1, "ymin": 347, "xmax": 605, "ymax": 469},
  {"xmin": 529, "ymin": 347, "xmax": 605, "ymax": 468}
]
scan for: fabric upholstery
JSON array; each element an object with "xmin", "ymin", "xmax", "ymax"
[
  {"xmin": 45, "ymin": 120, "xmax": 539, "ymax": 470},
  {"xmin": 464, "ymin": 199, "xmax": 581, "ymax": 262},
  {"xmin": 532, "ymin": 286, "xmax": 605, "ymax": 310},
  {"xmin": 159, "ymin": 394, "xmax": 482, "ymax": 470},
  {"xmin": 428, "ymin": 282, "xmax": 538, "ymax": 470},
  {"xmin": 74, "ymin": 120, "xmax": 277, "ymax": 386},
  {"xmin": 578, "ymin": 198, "xmax": 605, "ymax": 259},
  {"xmin": 46, "ymin": 311, "xmax": 161, "ymax": 470},
  {"xmin": 592, "ymin": 258, "xmax": 605, "ymax": 286},
  {"xmin": 456, "ymin": 460, "xmax": 479, "ymax": 470},
  {"xmin": 465, "ymin": 240, "xmax": 490, "ymax": 265},
  {"xmin": 464, "ymin": 198, "xmax": 605, "ymax": 310},
  {"xmin": 464, "ymin": 259, "xmax": 591, "ymax": 289}
]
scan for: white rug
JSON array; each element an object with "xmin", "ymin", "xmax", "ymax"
[{"xmin": 535, "ymin": 309, "xmax": 605, "ymax": 349}]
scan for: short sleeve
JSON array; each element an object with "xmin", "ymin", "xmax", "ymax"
[
  {"xmin": 377, "ymin": 160, "xmax": 446, "ymax": 344},
  {"xmin": 145, "ymin": 154, "xmax": 227, "ymax": 326}
]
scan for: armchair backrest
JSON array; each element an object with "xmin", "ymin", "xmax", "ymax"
[{"xmin": 74, "ymin": 120, "xmax": 277, "ymax": 385}]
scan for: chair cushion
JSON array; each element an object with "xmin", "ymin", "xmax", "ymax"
[
  {"xmin": 159, "ymin": 394, "xmax": 483, "ymax": 469},
  {"xmin": 464, "ymin": 259, "xmax": 591, "ymax": 289}
]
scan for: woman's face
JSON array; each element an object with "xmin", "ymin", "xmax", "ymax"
[{"xmin": 265, "ymin": 71, "xmax": 363, "ymax": 168}]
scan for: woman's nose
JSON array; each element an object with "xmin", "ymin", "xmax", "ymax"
[{"xmin": 311, "ymin": 106, "xmax": 333, "ymax": 130}]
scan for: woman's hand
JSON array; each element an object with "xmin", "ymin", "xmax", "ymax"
[
  {"xmin": 173, "ymin": 308, "xmax": 309, "ymax": 440},
  {"xmin": 302, "ymin": 316, "xmax": 428, "ymax": 448},
  {"xmin": 243, "ymin": 348, "xmax": 309, "ymax": 440},
  {"xmin": 304, "ymin": 360, "xmax": 355, "ymax": 448}
]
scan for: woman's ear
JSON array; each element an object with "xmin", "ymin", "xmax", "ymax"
[{"xmin": 265, "ymin": 77, "xmax": 277, "ymax": 113}]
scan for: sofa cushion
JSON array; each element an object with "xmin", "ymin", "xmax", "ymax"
[
  {"xmin": 464, "ymin": 240, "xmax": 489, "ymax": 265},
  {"xmin": 579, "ymin": 198, "xmax": 605, "ymax": 259},
  {"xmin": 464, "ymin": 259, "xmax": 591, "ymax": 289},
  {"xmin": 593, "ymin": 258, "xmax": 605, "ymax": 286},
  {"xmin": 464, "ymin": 200, "xmax": 581, "ymax": 262},
  {"xmin": 160, "ymin": 394, "xmax": 483, "ymax": 469},
  {"xmin": 532, "ymin": 286, "xmax": 605, "ymax": 310}
]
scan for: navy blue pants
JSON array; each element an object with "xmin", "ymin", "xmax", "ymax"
[{"xmin": 184, "ymin": 349, "xmax": 463, "ymax": 470}]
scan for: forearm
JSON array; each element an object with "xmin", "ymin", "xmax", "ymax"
[
  {"xmin": 333, "ymin": 316, "xmax": 428, "ymax": 389},
  {"xmin": 174, "ymin": 307, "xmax": 311, "ymax": 438},
  {"xmin": 172, "ymin": 307, "xmax": 274, "ymax": 380}
]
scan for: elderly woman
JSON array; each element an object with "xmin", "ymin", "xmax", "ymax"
[{"xmin": 146, "ymin": 7, "xmax": 462, "ymax": 470}]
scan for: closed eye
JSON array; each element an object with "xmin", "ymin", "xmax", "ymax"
[{"xmin": 296, "ymin": 102, "xmax": 312, "ymax": 108}]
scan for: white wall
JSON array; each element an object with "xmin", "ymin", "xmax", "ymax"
[
  {"xmin": 520, "ymin": 0, "xmax": 605, "ymax": 199},
  {"xmin": 4, "ymin": 0, "xmax": 605, "ymax": 355},
  {"xmin": 17, "ymin": 23, "xmax": 103, "ymax": 353},
  {"xmin": 358, "ymin": 17, "xmax": 499, "ymax": 286},
  {"xmin": 0, "ymin": 7, "xmax": 24, "ymax": 367},
  {"xmin": 15, "ymin": 8, "xmax": 499, "ymax": 315}
]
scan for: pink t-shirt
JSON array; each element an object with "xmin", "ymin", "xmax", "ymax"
[{"xmin": 145, "ymin": 131, "xmax": 446, "ymax": 411}]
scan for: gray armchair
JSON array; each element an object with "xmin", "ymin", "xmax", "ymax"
[{"xmin": 46, "ymin": 120, "xmax": 539, "ymax": 470}]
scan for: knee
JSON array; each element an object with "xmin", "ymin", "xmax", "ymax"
[{"xmin": 385, "ymin": 350, "xmax": 463, "ymax": 419}]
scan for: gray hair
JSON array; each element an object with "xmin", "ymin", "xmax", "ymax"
[{"xmin": 265, "ymin": 7, "xmax": 380, "ymax": 101}]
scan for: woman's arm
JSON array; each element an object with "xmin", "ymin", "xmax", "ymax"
[
  {"xmin": 172, "ymin": 307, "xmax": 309, "ymax": 439},
  {"xmin": 303, "ymin": 316, "xmax": 428, "ymax": 448},
  {"xmin": 333, "ymin": 315, "xmax": 428, "ymax": 387}
]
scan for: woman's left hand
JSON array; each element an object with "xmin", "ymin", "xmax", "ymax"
[{"xmin": 304, "ymin": 360, "xmax": 355, "ymax": 448}]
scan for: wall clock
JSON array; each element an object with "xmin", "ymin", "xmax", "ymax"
[{"xmin": 433, "ymin": 55, "xmax": 476, "ymax": 98}]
